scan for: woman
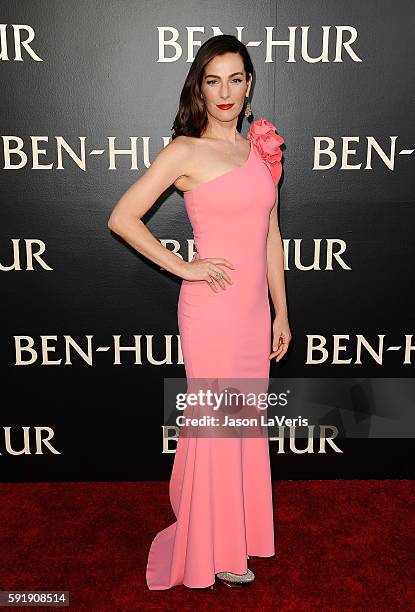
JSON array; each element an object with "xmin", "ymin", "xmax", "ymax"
[{"xmin": 107, "ymin": 34, "xmax": 291, "ymax": 590}]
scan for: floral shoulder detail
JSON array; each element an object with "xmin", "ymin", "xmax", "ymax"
[{"xmin": 248, "ymin": 118, "xmax": 284, "ymax": 185}]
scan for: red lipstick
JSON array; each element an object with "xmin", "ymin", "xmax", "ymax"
[{"xmin": 216, "ymin": 103, "xmax": 234, "ymax": 110}]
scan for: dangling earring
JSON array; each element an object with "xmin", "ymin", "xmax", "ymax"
[{"xmin": 244, "ymin": 99, "xmax": 252, "ymax": 118}]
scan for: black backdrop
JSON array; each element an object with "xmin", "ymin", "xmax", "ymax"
[{"xmin": 1, "ymin": 0, "xmax": 414, "ymax": 481}]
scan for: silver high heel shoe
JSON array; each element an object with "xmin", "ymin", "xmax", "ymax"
[
  {"xmin": 215, "ymin": 568, "xmax": 255, "ymax": 587},
  {"xmin": 200, "ymin": 556, "xmax": 253, "ymax": 589}
]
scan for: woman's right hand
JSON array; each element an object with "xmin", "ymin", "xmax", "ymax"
[{"xmin": 181, "ymin": 252, "xmax": 235, "ymax": 292}]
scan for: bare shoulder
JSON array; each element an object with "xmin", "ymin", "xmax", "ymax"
[
  {"xmin": 138, "ymin": 134, "xmax": 192, "ymax": 191},
  {"xmin": 166, "ymin": 135, "xmax": 201, "ymax": 190},
  {"xmin": 157, "ymin": 134, "xmax": 191, "ymax": 164},
  {"xmin": 161, "ymin": 134, "xmax": 194, "ymax": 166},
  {"xmin": 165, "ymin": 134, "xmax": 190, "ymax": 152}
]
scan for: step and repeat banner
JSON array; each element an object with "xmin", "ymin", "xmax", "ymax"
[{"xmin": 1, "ymin": 1, "xmax": 414, "ymax": 481}]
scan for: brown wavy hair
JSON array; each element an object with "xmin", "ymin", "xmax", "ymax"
[{"xmin": 171, "ymin": 34, "xmax": 254, "ymax": 139}]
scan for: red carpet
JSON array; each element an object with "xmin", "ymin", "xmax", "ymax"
[{"xmin": 0, "ymin": 481, "xmax": 413, "ymax": 610}]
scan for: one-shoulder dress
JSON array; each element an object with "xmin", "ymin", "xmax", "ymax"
[{"xmin": 146, "ymin": 118, "xmax": 285, "ymax": 590}]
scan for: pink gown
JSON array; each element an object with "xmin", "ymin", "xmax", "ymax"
[{"xmin": 146, "ymin": 118, "xmax": 285, "ymax": 589}]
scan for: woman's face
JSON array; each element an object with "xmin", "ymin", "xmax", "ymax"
[{"xmin": 200, "ymin": 52, "xmax": 252, "ymax": 123}]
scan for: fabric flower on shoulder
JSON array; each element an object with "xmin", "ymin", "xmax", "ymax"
[{"xmin": 248, "ymin": 118, "xmax": 284, "ymax": 185}]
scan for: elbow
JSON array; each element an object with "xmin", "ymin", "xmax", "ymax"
[
  {"xmin": 107, "ymin": 214, "xmax": 119, "ymax": 233},
  {"xmin": 107, "ymin": 211, "xmax": 139, "ymax": 234}
]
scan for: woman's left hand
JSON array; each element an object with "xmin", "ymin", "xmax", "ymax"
[{"xmin": 269, "ymin": 315, "xmax": 292, "ymax": 362}]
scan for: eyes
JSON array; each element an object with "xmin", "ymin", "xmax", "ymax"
[{"xmin": 206, "ymin": 78, "xmax": 243, "ymax": 85}]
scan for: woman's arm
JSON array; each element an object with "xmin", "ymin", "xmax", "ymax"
[
  {"xmin": 107, "ymin": 136, "xmax": 190, "ymax": 278},
  {"xmin": 266, "ymin": 194, "xmax": 287, "ymax": 317},
  {"xmin": 266, "ymin": 193, "xmax": 292, "ymax": 361}
]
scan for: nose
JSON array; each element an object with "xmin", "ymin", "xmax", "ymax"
[{"xmin": 219, "ymin": 84, "xmax": 231, "ymax": 100}]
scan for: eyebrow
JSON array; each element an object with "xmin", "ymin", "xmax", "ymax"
[{"xmin": 204, "ymin": 72, "xmax": 244, "ymax": 79}]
